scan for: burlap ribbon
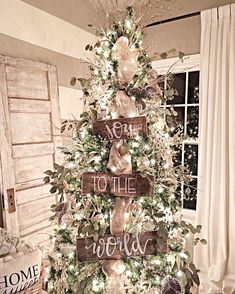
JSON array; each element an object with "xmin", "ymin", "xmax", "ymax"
[{"xmin": 102, "ymin": 37, "xmax": 140, "ymax": 294}]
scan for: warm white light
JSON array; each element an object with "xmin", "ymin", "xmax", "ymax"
[
  {"xmin": 96, "ymin": 47, "xmax": 102, "ymax": 54},
  {"xmin": 125, "ymin": 19, "xmax": 132, "ymax": 29},
  {"xmin": 164, "ymin": 133, "xmax": 170, "ymax": 139},
  {"xmin": 177, "ymin": 270, "xmax": 183, "ymax": 278},
  {"xmin": 144, "ymin": 159, "xmax": 150, "ymax": 166},
  {"xmin": 116, "ymin": 263, "xmax": 126, "ymax": 274},
  {"xmin": 103, "ymin": 50, "xmax": 110, "ymax": 58},
  {"xmin": 167, "ymin": 149, "xmax": 172, "ymax": 155},
  {"xmin": 153, "ymin": 259, "xmax": 161, "ymax": 265},
  {"xmin": 68, "ymin": 252, "xmax": 74, "ymax": 259},
  {"xmin": 150, "ymin": 159, "xmax": 156, "ymax": 165},
  {"xmin": 134, "ymin": 261, "xmax": 139, "ymax": 267},
  {"xmin": 94, "ymin": 68, "xmax": 99, "ymax": 75},
  {"xmin": 158, "ymin": 187, "xmax": 164, "ymax": 193},
  {"xmin": 126, "ymin": 270, "xmax": 132, "ymax": 277},
  {"xmin": 163, "ymin": 163, "xmax": 169, "ymax": 169},
  {"xmin": 80, "ymin": 129, "xmax": 87, "ymax": 139},
  {"xmin": 132, "ymin": 142, "xmax": 139, "ymax": 148},
  {"xmin": 179, "ymin": 252, "xmax": 188, "ymax": 259},
  {"xmin": 94, "ymin": 156, "xmax": 102, "ymax": 163},
  {"xmin": 124, "ymin": 212, "xmax": 129, "ymax": 219},
  {"xmin": 169, "ymin": 194, "xmax": 175, "ymax": 200}
]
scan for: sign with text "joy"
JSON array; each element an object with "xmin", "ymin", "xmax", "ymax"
[
  {"xmin": 92, "ymin": 116, "xmax": 147, "ymax": 140},
  {"xmin": 77, "ymin": 231, "xmax": 167, "ymax": 262},
  {"xmin": 82, "ymin": 172, "xmax": 152, "ymax": 197}
]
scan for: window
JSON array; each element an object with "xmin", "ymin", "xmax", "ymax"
[{"xmin": 152, "ymin": 55, "xmax": 200, "ymax": 223}]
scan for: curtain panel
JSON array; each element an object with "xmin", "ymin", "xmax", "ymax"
[{"xmin": 195, "ymin": 4, "xmax": 235, "ymax": 294}]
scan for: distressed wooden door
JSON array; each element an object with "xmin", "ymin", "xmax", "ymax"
[{"xmin": 0, "ymin": 55, "xmax": 61, "ymax": 246}]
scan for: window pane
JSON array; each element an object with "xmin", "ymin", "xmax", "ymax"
[
  {"xmin": 172, "ymin": 106, "xmax": 185, "ymax": 134},
  {"xmin": 188, "ymin": 71, "xmax": 199, "ymax": 104},
  {"xmin": 167, "ymin": 73, "xmax": 186, "ymax": 105},
  {"xmin": 187, "ymin": 106, "xmax": 199, "ymax": 138},
  {"xmin": 184, "ymin": 144, "xmax": 198, "ymax": 176},
  {"xmin": 183, "ymin": 178, "xmax": 197, "ymax": 210},
  {"xmin": 173, "ymin": 146, "xmax": 182, "ymax": 167}
]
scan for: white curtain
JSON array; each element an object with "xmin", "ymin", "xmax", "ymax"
[{"xmin": 194, "ymin": 4, "xmax": 235, "ymax": 294}]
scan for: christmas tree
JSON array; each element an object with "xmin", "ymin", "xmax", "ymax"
[{"xmin": 45, "ymin": 6, "xmax": 206, "ymax": 294}]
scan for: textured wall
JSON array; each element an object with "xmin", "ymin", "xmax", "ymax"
[
  {"xmin": 0, "ymin": 0, "xmax": 97, "ymax": 120},
  {"xmin": 144, "ymin": 16, "xmax": 201, "ymax": 59}
]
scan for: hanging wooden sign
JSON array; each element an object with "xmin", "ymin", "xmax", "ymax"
[
  {"xmin": 82, "ymin": 172, "xmax": 152, "ymax": 197},
  {"xmin": 92, "ymin": 116, "xmax": 147, "ymax": 140},
  {"xmin": 77, "ymin": 231, "xmax": 167, "ymax": 262}
]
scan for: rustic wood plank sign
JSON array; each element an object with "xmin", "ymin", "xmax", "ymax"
[
  {"xmin": 77, "ymin": 231, "xmax": 167, "ymax": 262},
  {"xmin": 92, "ymin": 116, "xmax": 147, "ymax": 140},
  {"xmin": 82, "ymin": 172, "xmax": 152, "ymax": 197}
]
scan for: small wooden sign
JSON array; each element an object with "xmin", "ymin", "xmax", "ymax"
[
  {"xmin": 77, "ymin": 231, "xmax": 167, "ymax": 262},
  {"xmin": 82, "ymin": 172, "xmax": 152, "ymax": 197},
  {"xmin": 92, "ymin": 116, "xmax": 147, "ymax": 140}
]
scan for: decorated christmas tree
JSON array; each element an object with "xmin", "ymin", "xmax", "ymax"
[{"xmin": 45, "ymin": 6, "xmax": 206, "ymax": 294}]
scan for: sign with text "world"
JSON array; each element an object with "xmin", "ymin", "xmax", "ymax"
[{"xmin": 77, "ymin": 231, "xmax": 167, "ymax": 262}]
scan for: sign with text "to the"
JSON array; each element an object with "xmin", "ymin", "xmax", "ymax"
[
  {"xmin": 77, "ymin": 231, "xmax": 167, "ymax": 262},
  {"xmin": 82, "ymin": 172, "xmax": 152, "ymax": 197}
]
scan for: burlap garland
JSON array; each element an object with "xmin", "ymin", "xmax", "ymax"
[{"xmin": 102, "ymin": 36, "xmax": 141, "ymax": 294}]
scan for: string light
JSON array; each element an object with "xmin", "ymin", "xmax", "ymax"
[
  {"xmin": 96, "ymin": 47, "xmax": 102, "ymax": 54},
  {"xmin": 126, "ymin": 270, "xmax": 132, "ymax": 277},
  {"xmin": 177, "ymin": 270, "xmax": 183, "ymax": 278},
  {"xmin": 158, "ymin": 186, "xmax": 164, "ymax": 193},
  {"xmin": 125, "ymin": 19, "xmax": 132, "ymax": 29},
  {"xmin": 153, "ymin": 259, "xmax": 161, "ymax": 265}
]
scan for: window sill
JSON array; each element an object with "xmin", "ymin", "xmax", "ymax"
[{"xmin": 182, "ymin": 208, "xmax": 196, "ymax": 225}]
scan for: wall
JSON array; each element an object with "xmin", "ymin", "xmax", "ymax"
[
  {"xmin": 0, "ymin": 0, "xmax": 201, "ymax": 116},
  {"xmin": 0, "ymin": 0, "xmax": 97, "ymax": 120},
  {"xmin": 144, "ymin": 15, "xmax": 201, "ymax": 59}
]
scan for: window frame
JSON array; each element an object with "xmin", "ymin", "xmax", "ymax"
[{"xmin": 152, "ymin": 54, "xmax": 200, "ymax": 224}]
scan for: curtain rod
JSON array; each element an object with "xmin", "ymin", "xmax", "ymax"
[{"xmin": 146, "ymin": 11, "xmax": 200, "ymax": 28}]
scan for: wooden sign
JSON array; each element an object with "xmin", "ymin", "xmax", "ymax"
[
  {"xmin": 77, "ymin": 231, "xmax": 167, "ymax": 262},
  {"xmin": 82, "ymin": 172, "xmax": 152, "ymax": 197},
  {"xmin": 92, "ymin": 116, "xmax": 147, "ymax": 140}
]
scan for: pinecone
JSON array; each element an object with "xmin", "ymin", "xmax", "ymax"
[{"xmin": 161, "ymin": 275, "xmax": 181, "ymax": 294}]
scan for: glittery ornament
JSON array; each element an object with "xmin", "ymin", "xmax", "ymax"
[{"xmin": 161, "ymin": 275, "xmax": 181, "ymax": 294}]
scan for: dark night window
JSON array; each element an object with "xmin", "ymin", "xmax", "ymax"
[{"xmin": 169, "ymin": 70, "xmax": 200, "ymax": 211}]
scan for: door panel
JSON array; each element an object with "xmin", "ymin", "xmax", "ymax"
[
  {"xmin": 0, "ymin": 55, "xmax": 61, "ymax": 245},
  {"xmin": 6, "ymin": 65, "xmax": 49, "ymax": 100}
]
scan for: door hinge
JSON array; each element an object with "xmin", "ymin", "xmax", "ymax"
[{"xmin": 7, "ymin": 188, "xmax": 16, "ymax": 213}]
